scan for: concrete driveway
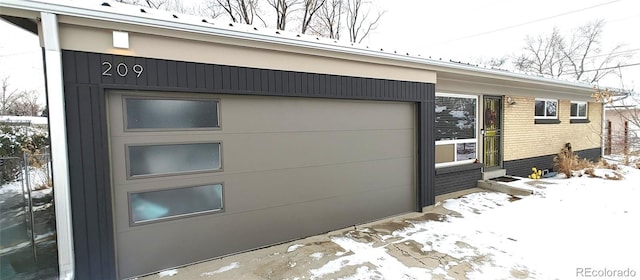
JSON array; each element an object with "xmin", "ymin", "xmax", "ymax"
[{"xmin": 138, "ymin": 188, "xmax": 528, "ymax": 280}]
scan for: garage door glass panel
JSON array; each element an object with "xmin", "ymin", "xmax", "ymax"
[
  {"xmin": 128, "ymin": 143, "xmax": 221, "ymax": 177},
  {"xmin": 125, "ymin": 98, "xmax": 219, "ymax": 129},
  {"xmin": 129, "ymin": 184, "xmax": 223, "ymax": 225}
]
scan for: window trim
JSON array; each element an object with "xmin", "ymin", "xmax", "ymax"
[
  {"xmin": 435, "ymin": 92, "xmax": 479, "ymax": 141},
  {"xmin": 125, "ymin": 141, "xmax": 223, "ymax": 179},
  {"xmin": 127, "ymin": 182, "xmax": 225, "ymax": 226},
  {"xmin": 435, "ymin": 92, "xmax": 479, "ymax": 167},
  {"xmin": 570, "ymin": 101, "xmax": 588, "ymax": 119},
  {"xmin": 534, "ymin": 98, "xmax": 559, "ymax": 119},
  {"xmin": 122, "ymin": 95, "xmax": 221, "ymax": 132}
]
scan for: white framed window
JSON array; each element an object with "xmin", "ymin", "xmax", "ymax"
[
  {"xmin": 570, "ymin": 101, "xmax": 588, "ymax": 119},
  {"xmin": 535, "ymin": 98, "xmax": 558, "ymax": 119},
  {"xmin": 435, "ymin": 93, "xmax": 478, "ymax": 165}
]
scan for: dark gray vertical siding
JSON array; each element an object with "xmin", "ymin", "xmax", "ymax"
[
  {"xmin": 576, "ymin": 148, "xmax": 602, "ymax": 162},
  {"xmin": 63, "ymin": 51, "xmax": 116, "ymax": 279},
  {"xmin": 435, "ymin": 165, "xmax": 483, "ymax": 196},
  {"xmin": 504, "ymin": 147, "xmax": 603, "ymax": 177},
  {"xmin": 414, "ymin": 83, "xmax": 436, "ymax": 207},
  {"xmin": 423, "ymin": 84, "xmax": 436, "ymax": 205},
  {"xmin": 62, "ymin": 50, "xmax": 435, "ymax": 279},
  {"xmin": 503, "ymin": 155, "xmax": 557, "ymax": 177}
]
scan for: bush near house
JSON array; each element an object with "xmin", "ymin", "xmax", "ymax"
[
  {"xmin": 0, "ymin": 124, "xmax": 49, "ymax": 183},
  {"xmin": 553, "ymin": 144, "xmax": 592, "ymax": 178},
  {"xmin": 553, "ymin": 144, "xmax": 629, "ymax": 179}
]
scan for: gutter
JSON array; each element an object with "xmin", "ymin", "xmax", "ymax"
[{"xmin": 0, "ymin": 0, "xmax": 593, "ymax": 92}]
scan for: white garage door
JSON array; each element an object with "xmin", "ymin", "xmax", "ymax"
[{"xmin": 107, "ymin": 91, "xmax": 416, "ymax": 279}]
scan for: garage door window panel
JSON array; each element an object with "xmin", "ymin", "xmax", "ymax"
[
  {"xmin": 127, "ymin": 143, "xmax": 222, "ymax": 178},
  {"xmin": 125, "ymin": 97, "xmax": 219, "ymax": 130},
  {"xmin": 129, "ymin": 183, "xmax": 224, "ymax": 225}
]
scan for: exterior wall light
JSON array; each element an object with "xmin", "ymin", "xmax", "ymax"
[{"xmin": 113, "ymin": 31, "xmax": 129, "ymax": 49}]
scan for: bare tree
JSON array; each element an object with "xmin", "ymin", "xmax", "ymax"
[
  {"xmin": 311, "ymin": 0, "xmax": 343, "ymax": 39},
  {"xmin": 6, "ymin": 90, "xmax": 41, "ymax": 116},
  {"xmin": 115, "ymin": 0, "xmax": 169, "ymax": 9},
  {"xmin": 215, "ymin": 0, "xmax": 264, "ymax": 25},
  {"xmin": 561, "ymin": 20, "xmax": 629, "ymax": 84},
  {"xmin": 486, "ymin": 56, "xmax": 509, "ymax": 68},
  {"xmin": 266, "ymin": 0, "xmax": 300, "ymax": 30},
  {"xmin": 116, "ymin": 0, "xmax": 214, "ymax": 17},
  {"xmin": 1, "ymin": 77, "xmax": 42, "ymax": 116},
  {"xmin": 514, "ymin": 27, "xmax": 565, "ymax": 77},
  {"xmin": 344, "ymin": 0, "xmax": 383, "ymax": 43},
  {"xmin": 300, "ymin": 0, "xmax": 326, "ymax": 34},
  {"xmin": 514, "ymin": 20, "xmax": 631, "ymax": 84},
  {"xmin": 204, "ymin": 1, "xmax": 225, "ymax": 19},
  {"xmin": 1, "ymin": 76, "xmax": 19, "ymax": 115}
]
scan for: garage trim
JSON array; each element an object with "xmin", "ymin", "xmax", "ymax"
[{"xmin": 62, "ymin": 50, "xmax": 435, "ymax": 279}]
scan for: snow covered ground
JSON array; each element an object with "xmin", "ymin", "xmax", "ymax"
[{"xmin": 143, "ymin": 161, "xmax": 640, "ymax": 280}]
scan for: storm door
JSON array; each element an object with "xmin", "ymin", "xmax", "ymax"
[{"xmin": 483, "ymin": 96, "xmax": 502, "ymax": 169}]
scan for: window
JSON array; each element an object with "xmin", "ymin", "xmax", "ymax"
[
  {"xmin": 570, "ymin": 101, "xmax": 588, "ymax": 119},
  {"xmin": 125, "ymin": 97, "xmax": 219, "ymax": 130},
  {"xmin": 127, "ymin": 142, "xmax": 221, "ymax": 177},
  {"xmin": 535, "ymin": 98, "xmax": 558, "ymax": 119},
  {"xmin": 129, "ymin": 184, "xmax": 223, "ymax": 225},
  {"xmin": 435, "ymin": 93, "xmax": 477, "ymax": 165}
]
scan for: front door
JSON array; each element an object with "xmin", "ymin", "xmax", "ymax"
[{"xmin": 483, "ymin": 96, "xmax": 502, "ymax": 169}]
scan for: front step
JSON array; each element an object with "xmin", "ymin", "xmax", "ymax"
[
  {"xmin": 482, "ymin": 169, "xmax": 506, "ymax": 180},
  {"xmin": 477, "ymin": 179, "xmax": 533, "ymax": 196}
]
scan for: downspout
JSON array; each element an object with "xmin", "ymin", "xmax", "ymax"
[
  {"xmin": 602, "ymin": 103, "xmax": 606, "ymax": 158},
  {"xmin": 40, "ymin": 12, "xmax": 75, "ymax": 280}
]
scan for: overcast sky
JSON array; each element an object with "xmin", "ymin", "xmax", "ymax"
[
  {"xmin": 366, "ymin": 0, "xmax": 640, "ymax": 90},
  {"xmin": 1, "ymin": 0, "xmax": 638, "ymax": 105}
]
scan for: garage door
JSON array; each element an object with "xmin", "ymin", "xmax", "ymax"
[{"xmin": 107, "ymin": 91, "xmax": 416, "ymax": 279}]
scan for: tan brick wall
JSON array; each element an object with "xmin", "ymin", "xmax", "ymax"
[{"xmin": 503, "ymin": 96, "xmax": 602, "ymax": 161}]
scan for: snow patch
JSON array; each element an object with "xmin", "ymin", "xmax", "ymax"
[
  {"xmin": 287, "ymin": 244, "xmax": 304, "ymax": 252},
  {"xmin": 158, "ymin": 269, "xmax": 178, "ymax": 277},
  {"xmin": 435, "ymin": 105, "xmax": 447, "ymax": 113},
  {"xmin": 310, "ymin": 237, "xmax": 429, "ymax": 279},
  {"xmin": 310, "ymin": 252, "xmax": 324, "ymax": 260},
  {"xmin": 449, "ymin": 110, "xmax": 466, "ymax": 118},
  {"xmin": 200, "ymin": 262, "xmax": 239, "ymax": 276}
]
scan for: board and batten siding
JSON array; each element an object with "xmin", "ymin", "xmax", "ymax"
[
  {"xmin": 434, "ymin": 164, "xmax": 483, "ymax": 196},
  {"xmin": 60, "ymin": 50, "xmax": 436, "ymax": 279}
]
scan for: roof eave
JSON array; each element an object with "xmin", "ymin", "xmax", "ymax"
[{"xmin": 0, "ymin": 0, "xmax": 593, "ymax": 92}]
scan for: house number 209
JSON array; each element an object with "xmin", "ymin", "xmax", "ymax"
[{"xmin": 102, "ymin": 62, "xmax": 144, "ymax": 77}]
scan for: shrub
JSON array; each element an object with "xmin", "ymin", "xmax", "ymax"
[
  {"xmin": 553, "ymin": 144, "xmax": 596, "ymax": 178},
  {"xmin": 596, "ymin": 158, "xmax": 618, "ymax": 170},
  {"xmin": 0, "ymin": 124, "xmax": 49, "ymax": 183},
  {"xmin": 584, "ymin": 168, "xmax": 599, "ymax": 178}
]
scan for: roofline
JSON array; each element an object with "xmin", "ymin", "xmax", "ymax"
[{"xmin": 1, "ymin": 0, "xmax": 593, "ymax": 92}]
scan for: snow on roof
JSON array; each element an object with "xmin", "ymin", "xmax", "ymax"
[{"xmin": 1, "ymin": 0, "xmax": 593, "ymax": 90}]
